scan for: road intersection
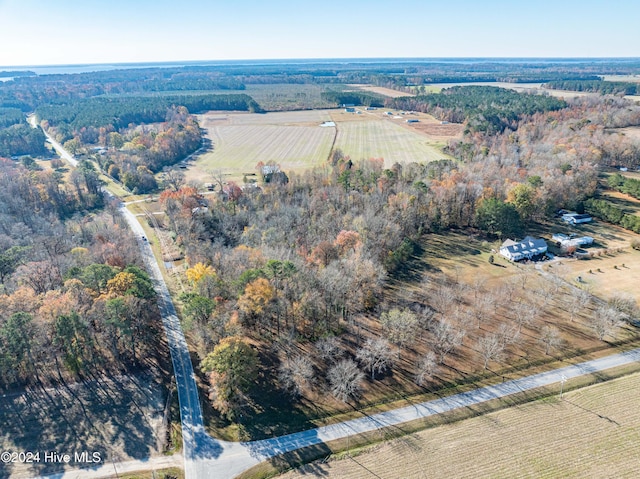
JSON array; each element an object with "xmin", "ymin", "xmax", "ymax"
[{"xmin": 39, "ymin": 127, "xmax": 640, "ymax": 479}]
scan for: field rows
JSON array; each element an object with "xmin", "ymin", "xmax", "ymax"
[
  {"xmin": 280, "ymin": 372, "xmax": 640, "ymax": 479},
  {"xmin": 192, "ymin": 124, "xmax": 335, "ymax": 176},
  {"xmin": 333, "ymin": 118, "xmax": 447, "ymax": 166}
]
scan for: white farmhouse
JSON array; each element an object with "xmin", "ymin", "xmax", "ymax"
[{"xmin": 499, "ymin": 236, "xmax": 548, "ymax": 262}]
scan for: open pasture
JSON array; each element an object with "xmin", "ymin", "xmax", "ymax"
[
  {"xmin": 188, "ymin": 109, "xmax": 453, "ymax": 181},
  {"xmin": 330, "ymin": 112, "xmax": 451, "ymax": 166},
  {"xmin": 189, "ymin": 110, "xmax": 336, "ymax": 181},
  {"xmin": 555, "ymin": 246, "xmax": 640, "ymax": 302},
  {"xmin": 347, "ymin": 83, "xmax": 414, "ymax": 98},
  {"xmin": 278, "ymin": 372, "xmax": 640, "ymax": 479}
]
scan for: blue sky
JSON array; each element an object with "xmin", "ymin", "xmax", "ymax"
[{"xmin": 1, "ymin": 0, "xmax": 639, "ymax": 66}]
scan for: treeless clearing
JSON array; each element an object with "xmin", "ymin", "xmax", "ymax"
[
  {"xmin": 608, "ymin": 126, "xmax": 640, "ymax": 141},
  {"xmin": 188, "ymin": 110, "xmax": 335, "ymax": 182},
  {"xmin": 553, "ymin": 247, "xmax": 640, "ymax": 301},
  {"xmin": 278, "ymin": 372, "xmax": 640, "ymax": 479},
  {"xmin": 329, "ymin": 113, "xmax": 450, "ymax": 166},
  {"xmin": 186, "ymin": 109, "xmax": 453, "ymax": 182},
  {"xmin": 347, "ymin": 84, "xmax": 414, "ymax": 98}
]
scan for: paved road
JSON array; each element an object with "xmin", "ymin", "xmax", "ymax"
[{"xmin": 38, "ymin": 124, "xmax": 640, "ymax": 478}]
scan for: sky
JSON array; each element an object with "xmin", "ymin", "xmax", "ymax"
[{"xmin": 1, "ymin": 0, "xmax": 639, "ymax": 67}]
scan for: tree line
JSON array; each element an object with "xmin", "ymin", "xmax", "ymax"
[
  {"xmin": 36, "ymin": 93, "xmax": 262, "ymax": 138},
  {"xmin": 320, "ymin": 90, "xmax": 385, "ymax": 107},
  {"xmin": 585, "ymin": 197, "xmax": 640, "ymax": 233},
  {"xmin": 546, "ymin": 80, "xmax": 638, "ymax": 96},
  {"xmin": 608, "ymin": 172, "xmax": 640, "ymax": 199},
  {"xmin": 387, "ymin": 86, "xmax": 567, "ymax": 134}
]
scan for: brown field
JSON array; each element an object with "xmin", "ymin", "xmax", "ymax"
[
  {"xmin": 608, "ymin": 126, "xmax": 640, "ymax": 141},
  {"xmin": 553, "ymin": 245, "xmax": 640, "ymax": 301},
  {"xmin": 347, "ymin": 84, "xmax": 414, "ymax": 98},
  {"xmin": 278, "ymin": 372, "xmax": 640, "ymax": 479},
  {"xmin": 602, "ymin": 75, "xmax": 640, "ymax": 83}
]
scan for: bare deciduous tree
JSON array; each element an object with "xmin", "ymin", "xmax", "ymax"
[
  {"xmin": 477, "ymin": 333, "xmax": 505, "ymax": 369},
  {"xmin": 415, "ymin": 351, "xmax": 439, "ymax": 387},
  {"xmin": 356, "ymin": 338, "xmax": 396, "ymax": 379},
  {"xmin": 278, "ymin": 355, "xmax": 315, "ymax": 397},
  {"xmin": 513, "ymin": 300, "xmax": 538, "ymax": 332},
  {"xmin": 159, "ymin": 167, "xmax": 186, "ymax": 192},
  {"xmin": 496, "ymin": 322, "xmax": 520, "ymax": 347},
  {"xmin": 432, "ymin": 319, "xmax": 465, "ymax": 363},
  {"xmin": 538, "ymin": 325, "xmax": 564, "ymax": 355},
  {"xmin": 590, "ymin": 306, "xmax": 624, "ymax": 341},
  {"xmin": 315, "ymin": 336, "xmax": 341, "ymax": 364},
  {"xmin": 327, "ymin": 359, "xmax": 364, "ymax": 403},
  {"xmin": 431, "ymin": 283, "xmax": 458, "ymax": 316}
]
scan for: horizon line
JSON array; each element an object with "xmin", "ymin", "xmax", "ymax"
[{"xmin": 3, "ymin": 56, "xmax": 640, "ymax": 70}]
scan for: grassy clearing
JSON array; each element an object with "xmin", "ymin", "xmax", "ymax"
[
  {"xmin": 188, "ymin": 110, "xmax": 335, "ymax": 182},
  {"xmin": 186, "ymin": 108, "xmax": 455, "ymax": 183},
  {"xmin": 273, "ymin": 369, "xmax": 640, "ymax": 479},
  {"xmin": 330, "ymin": 112, "xmax": 450, "ymax": 166},
  {"xmin": 552, "ymin": 247, "xmax": 640, "ymax": 300},
  {"xmin": 347, "ymin": 84, "xmax": 414, "ymax": 98}
]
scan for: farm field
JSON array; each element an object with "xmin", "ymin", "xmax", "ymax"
[
  {"xmin": 278, "ymin": 372, "xmax": 640, "ymax": 479},
  {"xmin": 186, "ymin": 108, "xmax": 456, "ymax": 182},
  {"xmin": 329, "ymin": 110, "xmax": 453, "ymax": 166},
  {"xmin": 188, "ymin": 110, "xmax": 335, "ymax": 182},
  {"xmin": 347, "ymin": 84, "xmax": 414, "ymax": 98}
]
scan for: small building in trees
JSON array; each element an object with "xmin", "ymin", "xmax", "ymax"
[
  {"xmin": 499, "ymin": 236, "xmax": 548, "ymax": 262},
  {"xmin": 562, "ymin": 213, "xmax": 592, "ymax": 225}
]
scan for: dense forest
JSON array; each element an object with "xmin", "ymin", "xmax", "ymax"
[
  {"xmin": 36, "ymin": 93, "xmax": 261, "ymax": 139},
  {"xmin": 0, "ymin": 158, "xmax": 162, "ymax": 391},
  {"xmin": 320, "ymin": 90, "xmax": 385, "ymax": 107},
  {"xmin": 546, "ymin": 79, "xmax": 638, "ymax": 95},
  {"xmin": 0, "ymin": 122, "xmax": 47, "ymax": 157},
  {"xmin": 387, "ymin": 86, "xmax": 567, "ymax": 134}
]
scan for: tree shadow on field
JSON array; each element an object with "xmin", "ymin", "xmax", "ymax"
[{"xmin": 0, "ymin": 371, "xmax": 165, "ymax": 477}]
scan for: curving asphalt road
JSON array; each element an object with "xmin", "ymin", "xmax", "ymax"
[{"xmin": 40, "ymin": 123, "xmax": 640, "ymax": 479}]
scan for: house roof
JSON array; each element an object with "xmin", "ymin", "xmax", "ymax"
[{"xmin": 500, "ymin": 236, "xmax": 548, "ymax": 256}]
